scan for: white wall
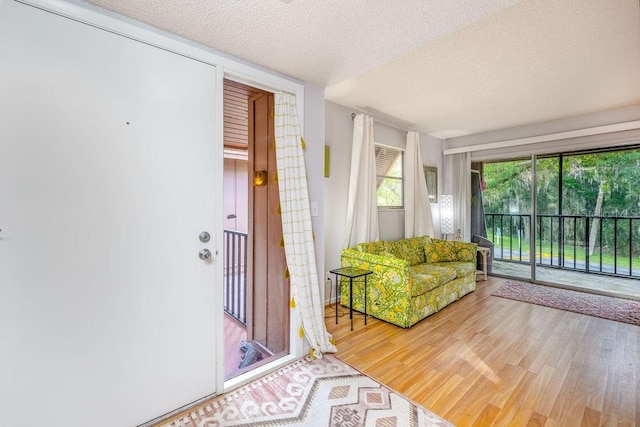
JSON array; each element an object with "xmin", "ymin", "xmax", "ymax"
[
  {"xmin": 323, "ymin": 101, "xmax": 443, "ymax": 303},
  {"xmin": 323, "ymin": 102, "xmax": 353, "ymax": 301},
  {"xmin": 303, "ymin": 84, "xmax": 327, "ymax": 301}
]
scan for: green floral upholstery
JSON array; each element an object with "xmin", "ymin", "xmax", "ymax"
[
  {"xmin": 430, "ymin": 261, "xmax": 476, "ymax": 277},
  {"xmin": 354, "ymin": 240, "xmax": 388, "ymax": 255},
  {"xmin": 340, "ymin": 236, "xmax": 478, "ymax": 328},
  {"xmin": 409, "ymin": 264, "xmax": 457, "ymax": 295},
  {"xmin": 424, "ymin": 239, "xmax": 478, "ymax": 263},
  {"xmin": 386, "ymin": 236, "xmax": 431, "ymax": 266}
]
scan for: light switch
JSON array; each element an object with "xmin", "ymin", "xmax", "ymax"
[{"xmin": 311, "ymin": 202, "xmax": 318, "ymax": 217}]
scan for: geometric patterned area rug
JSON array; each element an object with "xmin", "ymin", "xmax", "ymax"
[
  {"xmin": 160, "ymin": 355, "xmax": 452, "ymax": 427},
  {"xmin": 493, "ymin": 280, "xmax": 640, "ymax": 326}
]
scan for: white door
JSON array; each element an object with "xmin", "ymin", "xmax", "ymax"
[{"xmin": 0, "ymin": 1, "xmax": 220, "ymax": 426}]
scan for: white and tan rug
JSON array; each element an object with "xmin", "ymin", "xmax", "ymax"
[{"xmin": 161, "ymin": 355, "xmax": 452, "ymax": 427}]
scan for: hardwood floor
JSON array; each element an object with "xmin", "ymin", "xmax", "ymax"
[{"xmin": 325, "ymin": 277, "xmax": 639, "ymax": 426}]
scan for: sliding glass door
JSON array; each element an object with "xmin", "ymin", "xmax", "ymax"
[
  {"xmin": 483, "ymin": 158, "xmax": 533, "ymax": 281},
  {"xmin": 481, "ymin": 147, "xmax": 640, "ymax": 299}
]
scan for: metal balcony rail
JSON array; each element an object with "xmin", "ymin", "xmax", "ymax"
[
  {"xmin": 485, "ymin": 213, "xmax": 640, "ymax": 279},
  {"xmin": 224, "ymin": 229, "xmax": 248, "ymax": 325}
]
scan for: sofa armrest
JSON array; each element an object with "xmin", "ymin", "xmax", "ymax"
[
  {"xmin": 340, "ymin": 248, "xmax": 411, "ymax": 297},
  {"xmin": 340, "ymin": 248, "xmax": 413, "ymax": 327}
]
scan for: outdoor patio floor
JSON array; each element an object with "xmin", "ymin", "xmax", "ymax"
[{"xmin": 491, "ymin": 260, "xmax": 640, "ymax": 301}]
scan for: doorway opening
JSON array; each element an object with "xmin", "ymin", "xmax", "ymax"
[{"xmin": 222, "ymin": 79, "xmax": 291, "ymax": 380}]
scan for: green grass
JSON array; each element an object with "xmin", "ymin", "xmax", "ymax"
[{"xmin": 489, "ymin": 234, "xmax": 640, "ymax": 269}]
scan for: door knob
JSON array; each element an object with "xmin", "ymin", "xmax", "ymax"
[{"xmin": 199, "ymin": 249, "xmax": 212, "ymax": 260}]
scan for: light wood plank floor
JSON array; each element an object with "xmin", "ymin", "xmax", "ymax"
[{"xmin": 325, "ymin": 277, "xmax": 639, "ymax": 427}]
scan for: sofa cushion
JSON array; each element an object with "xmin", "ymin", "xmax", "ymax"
[
  {"xmin": 430, "ymin": 261, "xmax": 476, "ymax": 277},
  {"xmin": 387, "ymin": 236, "xmax": 431, "ymax": 266},
  {"xmin": 453, "ymin": 242, "xmax": 477, "ymax": 262},
  {"xmin": 425, "ymin": 240, "xmax": 477, "ymax": 263},
  {"xmin": 408, "ymin": 264, "xmax": 457, "ymax": 296}
]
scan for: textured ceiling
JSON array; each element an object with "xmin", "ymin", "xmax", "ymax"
[
  {"xmin": 326, "ymin": 0, "xmax": 640, "ymax": 138},
  {"xmin": 85, "ymin": 0, "xmax": 640, "ymax": 138}
]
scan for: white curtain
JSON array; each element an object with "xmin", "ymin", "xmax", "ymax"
[
  {"xmin": 343, "ymin": 114, "xmax": 379, "ymax": 249},
  {"xmin": 404, "ymin": 131, "xmax": 434, "ymax": 238},
  {"xmin": 444, "ymin": 152, "xmax": 471, "ymax": 240},
  {"xmin": 274, "ymin": 92, "xmax": 336, "ymax": 357}
]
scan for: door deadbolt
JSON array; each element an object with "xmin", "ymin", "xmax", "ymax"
[
  {"xmin": 199, "ymin": 231, "xmax": 210, "ymax": 243},
  {"xmin": 199, "ymin": 248, "xmax": 212, "ymax": 260}
]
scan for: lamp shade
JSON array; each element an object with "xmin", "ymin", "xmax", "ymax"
[{"xmin": 440, "ymin": 194, "xmax": 454, "ymax": 235}]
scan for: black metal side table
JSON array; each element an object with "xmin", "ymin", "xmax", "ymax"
[{"xmin": 330, "ymin": 267, "xmax": 373, "ymax": 331}]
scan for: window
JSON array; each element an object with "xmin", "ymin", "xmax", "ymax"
[{"xmin": 375, "ymin": 144, "xmax": 403, "ymax": 208}]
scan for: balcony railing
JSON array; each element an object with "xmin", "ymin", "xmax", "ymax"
[
  {"xmin": 485, "ymin": 213, "xmax": 640, "ymax": 279},
  {"xmin": 224, "ymin": 229, "xmax": 248, "ymax": 325}
]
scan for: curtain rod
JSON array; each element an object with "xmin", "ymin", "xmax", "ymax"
[{"xmin": 351, "ymin": 112, "xmax": 415, "ymax": 134}]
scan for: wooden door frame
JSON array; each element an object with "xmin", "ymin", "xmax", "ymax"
[
  {"xmin": 247, "ymin": 92, "xmax": 290, "ymax": 357},
  {"xmin": 221, "ymin": 75, "xmax": 304, "ymax": 393}
]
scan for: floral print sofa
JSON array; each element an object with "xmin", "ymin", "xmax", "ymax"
[{"xmin": 340, "ymin": 236, "xmax": 478, "ymax": 328}]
